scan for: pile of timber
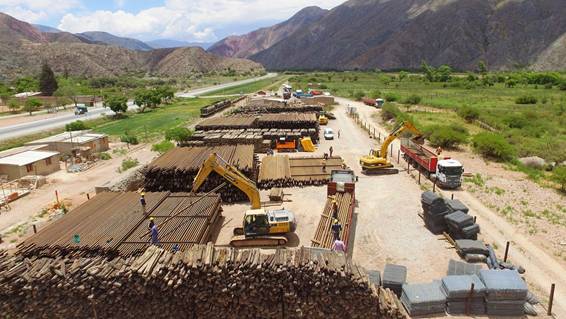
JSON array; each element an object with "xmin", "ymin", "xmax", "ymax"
[
  {"xmin": 234, "ymin": 99, "xmax": 323, "ymax": 114},
  {"xmin": 258, "ymin": 155, "xmax": 345, "ymax": 189},
  {"xmin": 0, "ymin": 245, "xmax": 407, "ymax": 319},
  {"xmin": 379, "ymin": 286, "xmax": 411, "ymax": 319},
  {"xmin": 195, "ymin": 116, "xmax": 258, "ymax": 130},
  {"xmin": 17, "ymin": 192, "xmax": 222, "ymax": 258},
  {"xmin": 257, "ymin": 112, "xmax": 318, "ymax": 130},
  {"xmin": 311, "ymin": 192, "xmax": 355, "ymax": 249},
  {"xmin": 144, "ymin": 145, "xmax": 256, "ymax": 202},
  {"xmin": 200, "ymin": 100, "xmax": 231, "ymax": 117}
]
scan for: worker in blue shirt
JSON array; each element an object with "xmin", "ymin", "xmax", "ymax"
[
  {"xmin": 150, "ymin": 223, "xmax": 159, "ymax": 246},
  {"xmin": 140, "ymin": 192, "xmax": 147, "ymax": 213}
]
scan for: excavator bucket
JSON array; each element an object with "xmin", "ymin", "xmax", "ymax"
[{"xmin": 300, "ymin": 137, "xmax": 316, "ymax": 152}]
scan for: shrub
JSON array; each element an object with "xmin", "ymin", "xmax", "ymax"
[
  {"xmin": 515, "ymin": 95, "xmax": 537, "ymax": 104},
  {"xmin": 353, "ymin": 90, "xmax": 365, "ymax": 101},
  {"xmin": 65, "ymin": 120, "xmax": 89, "ymax": 131},
  {"xmin": 457, "ymin": 106, "xmax": 480, "ymax": 122},
  {"xmin": 120, "ymin": 135, "xmax": 139, "ymax": 145},
  {"xmin": 560, "ymin": 81, "xmax": 566, "ymax": 91},
  {"xmin": 99, "ymin": 152, "xmax": 112, "ymax": 160},
  {"xmin": 151, "ymin": 140, "xmax": 175, "ymax": 154},
  {"xmin": 165, "ymin": 127, "xmax": 193, "ymax": 143},
  {"xmin": 404, "ymin": 94, "xmax": 422, "ymax": 105},
  {"xmin": 381, "ymin": 103, "xmax": 401, "ymax": 121},
  {"xmin": 120, "ymin": 157, "xmax": 139, "ymax": 172},
  {"xmin": 472, "ymin": 132, "xmax": 515, "ymax": 161},
  {"xmin": 384, "ymin": 93, "xmax": 399, "ymax": 102},
  {"xmin": 425, "ymin": 125, "xmax": 469, "ymax": 148},
  {"xmin": 551, "ymin": 166, "xmax": 566, "ymax": 191}
]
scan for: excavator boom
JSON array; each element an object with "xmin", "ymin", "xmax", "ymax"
[
  {"xmin": 379, "ymin": 121, "xmax": 422, "ymax": 160},
  {"xmin": 192, "ymin": 153, "xmax": 261, "ymax": 209}
]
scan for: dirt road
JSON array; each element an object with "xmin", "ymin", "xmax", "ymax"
[{"xmin": 339, "ymin": 97, "xmax": 565, "ymax": 316}]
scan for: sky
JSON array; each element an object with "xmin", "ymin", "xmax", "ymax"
[{"xmin": 0, "ymin": 0, "xmax": 345, "ymax": 42}]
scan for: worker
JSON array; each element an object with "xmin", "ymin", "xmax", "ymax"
[
  {"xmin": 331, "ymin": 200, "xmax": 338, "ymax": 219},
  {"xmin": 150, "ymin": 223, "xmax": 160, "ymax": 246},
  {"xmin": 338, "ymin": 130, "xmax": 341, "ymax": 139},
  {"xmin": 324, "ymin": 152, "xmax": 329, "ymax": 160},
  {"xmin": 436, "ymin": 146, "xmax": 443, "ymax": 155},
  {"xmin": 148, "ymin": 217, "xmax": 155, "ymax": 230},
  {"xmin": 331, "ymin": 218, "xmax": 342, "ymax": 240},
  {"xmin": 332, "ymin": 237, "xmax": 346, "ymax": 253},
  {"xmin": 322, "ymin": 159, "xmax": 327, "ymax": 172},
  {"xmin": 329, "ymin": 146, "xmax": 334, "ymax": 157},
  {"xmin": 140, "ymin": 192, "xmax": 146, "ymax": 213}
]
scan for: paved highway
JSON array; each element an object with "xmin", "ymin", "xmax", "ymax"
[{"xmin": 0, "ymin": 73, "xmax": 277, "ymax": 141}]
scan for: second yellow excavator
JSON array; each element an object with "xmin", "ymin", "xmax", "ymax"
[
  {"xmin": 192, "ymin": 153, "xmax": 296, "ymax": 247},
  {"xmin": 359, "ymin": 121, "xmax": 423, "ymax": 174}
]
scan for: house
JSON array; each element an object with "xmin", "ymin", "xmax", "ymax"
[
  {"xmin": 26, "ymin": 131, "xmax": 110, "ymax": 157},
  {"xmin": 0, "ymin": 149, "xmax": 60, "ymax": 181}
]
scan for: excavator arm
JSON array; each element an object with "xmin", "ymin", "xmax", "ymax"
[
  {"xmin": 192, "ymin": 153, "xmax": 261, "ymax": 209},
  {"xmin": 378, "ymin": 121, "xmax": 422, "ymax": 159}
]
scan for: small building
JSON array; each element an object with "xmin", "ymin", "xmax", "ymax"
[
  {"xmin": 0, "ymin": 150, "xmax": 60, "ymax": 181},
  {"xmin": 26, "ymin": 131, "xmax": 110, "ymax": 157}
]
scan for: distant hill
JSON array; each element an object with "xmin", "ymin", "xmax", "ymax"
[
  {"xmin": 78, "ymin": 31, "xmax": 153, "ymax": 51},
  {"xmin": 208, "ymin": 6, "xmax": 328, "ymax": 58},
  {"xmin": 33, "ymin": 24, "xmax": 61, "ymax": 33},
  {"xmin": 250, "ymin": 0, "xmax": 566, "ymax": 71},
  {"xmin": 147, "ymin": 39, "xmax": 212, "ymax": 49},
  {"xmin": 0, "ymin": 12, "xmax": 264, "ymax": 80}
]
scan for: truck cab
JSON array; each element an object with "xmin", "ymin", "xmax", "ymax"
[
  {"xmin": 74, "ymin": 104, "xmax": 88, "ymax": 115},
  {"xmin": 435, "ymin": 159, "xmax": 463, "ymax": 189}
]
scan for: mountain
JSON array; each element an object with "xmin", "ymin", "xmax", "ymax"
[
  {"xmin": 248, "ymin": 0, "xmax": 566, "ymax": 71},
  {"xmin": 33, "ymin": 24, "xmax": 61, "ymax": 33},
  {"xmin": 146, "ymin": 39, "xmax": 212, "ymax": 49},
  {"xmin": 77, "ymin": 31, "xmax": 153, "ymax": 51},
  {"xmin": 208, "ymin": 6, "xmax": 328, "ymax": 58},
  {"xmin": 0, "ymin": 12, "xmax": 264, "ymax": 80}
]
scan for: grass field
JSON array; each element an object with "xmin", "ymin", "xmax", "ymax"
[
  {"xmin": 93, "ymin": 98, "xmax": 215, "ymax": 141},
  {"xmin": 290, "ymin": 72, "xmax": 566, "ymax": 164},
  {"xmin": 201, "ymin": 75, "xmax": 288, "ymax": 96}
]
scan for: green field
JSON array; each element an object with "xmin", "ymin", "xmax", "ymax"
[
  {"xmin": 93, "ymin": 98, "xmax": 215, "ymax": 140},
  {"xmin": 201, "ymin": 75, "xmax": 288, "ymax": 96},
  {"xmin": 290, "ymin": 71, "xmax": 566, "ymax": 165}
]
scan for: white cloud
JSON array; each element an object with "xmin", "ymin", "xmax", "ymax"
[
  {"xmin": 57, "ymin": 0, "xmax": 344, "ymax": 41},
  {"xmin": 0, "ymin": 0, "xmax": 79, "ymax": 23}
]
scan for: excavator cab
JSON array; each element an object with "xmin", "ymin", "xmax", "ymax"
[{"xmin": 243, "ymin": 209, "xmax": 270, "ymax": 236}]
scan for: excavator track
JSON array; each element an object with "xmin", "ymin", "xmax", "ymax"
[{"xmin": 230, "ymin": 235, "xmax": 288, "ymax": 247}]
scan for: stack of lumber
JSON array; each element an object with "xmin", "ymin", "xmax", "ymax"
[
  {"xmin": 378, "ymin": 286, "xmax": 410, "ymax": 319},
  {"xmin": 258, "ymin": 156, "xmax": 345, "ymax": 188},
  {"xmin": 234, "ymin": 100, "xmax": 323, "ymax": 114},
  {"xmin": 195, "ymin": 116, "xmax": 258, "ymax": 130},
  {"xmin": 144, "ymin": 145, "xmax": 256, "ymax": 202},
  {"xmin": 0, "ymin": 245, "xmax": 410, "ymax": 319},
  {"xmin": 257, "ymin": 112, "xmax": 318, "ymax": 129},
  {"xmin": 311, "ymin": 192, "xmax": 354, "ymax": 249},
  {"xmin": 17, "ymin": 192, "xmax": 222, "ymax": 258}
]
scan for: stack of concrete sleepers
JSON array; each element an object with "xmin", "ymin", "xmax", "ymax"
[
  {"xmin": 421, "ymin": 191, "xmax": 450, "ymax": 233},
  {"xmin": 454, "ymin": 239, "xmax": 489, "ymax": 263},
  {"xmin": 382, "ymin": 264, "xmax": 407, "ymax": 297},
  {"xmin": 445, "ymin": 210, "xmax": 480, "ymax": 240},
  {"xmin": 441, "ymin": 275, "xmax": 487, "ymax": 315},
  {"xmin": 447, "ymin": 259, "xmax": 482, "ymax": 276},
  {"xmin": 400, "ymin": 281, "xmax": 446, "ymax": 316},
  {"xmin": 479, "ymin": 270, "xmax": 528, "ymax": 316}
]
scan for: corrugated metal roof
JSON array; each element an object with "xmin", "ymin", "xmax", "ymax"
[
  {"xmin": 26, "ymin": 131, "xmax": 106, "ymax": 144},
  {"xmin": 0, "ymin": 150, "xmax": 59, "ymax": 166}
]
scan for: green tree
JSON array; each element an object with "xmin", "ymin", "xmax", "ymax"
[
  {"xmin": 165, "ymin": 127, "xmax": 193, "ymax": 143},
  {"xmin": 472, "ymin": 133, "xmax": 515, "ymax": 161},
  {"xmin": 156, "ymin": 86, "xmax": 175, "ymax": 103},
  {"xmin": 477, "ymin": 60, "xmax": 487, "ymax": 75},
  {"xmin": 55, "ymin": 85, "xmax": 80, "ymax": 108},
  {"xmin": 404, "ymin": 94, "xmax": 422, "ymax": 105},
  {"xmin": 104, "ymin": 95, "xmax": 128, "ymax": 116},
  {"xmin": 7, "ymin": 99, "xmax": 20, "ymax": 113},
  {"xmin": 421, "ymin": 61, "xmax": 435, "ymax": 82},
  {"xmin": 398, "ymin": 71, "xmax": 408, "ymax": 81},
  {"xmin": 65, "ymin": 120, "xmax": 89, "ymax": 131},
  {"xmin": 425, "ymin": 125, "xmax": 468, "ymax": 149},
  {"xmin": 39, "ymin": 62, "xmax": 58, "ymax": 96},
  {"xmin": 551, "ymin": 166, "xmax": 566, "ymax": 191},
  {"xmin": 436, "ymin": 65, "xmax": 452, "ymax": 82},
  {"xmin": 13, "ymin": 77, "xmax": 38, "ymax": 93},
  {"xmin": 134, "ymin": 89, "xmax": 161, "ymax": 113},
  {"xmin": 23, "ymin": 98, "xmax": 42, "ymax": 115},
  {"xmin": 457, "ymin": 106, "xmax": 480, "ymax": 122}
]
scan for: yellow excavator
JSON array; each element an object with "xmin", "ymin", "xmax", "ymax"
[
  {"xmin": 359, "ymin": 121, "xmax": 423, "ymax": 174},
  {"xmin": 192, "ymin": 153, "xmax": 296, "ymax": 247}
]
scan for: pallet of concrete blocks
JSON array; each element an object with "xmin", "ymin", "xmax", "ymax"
[
  {"xmin": 447, "ymin": 259, "xmax": 482, "ymax": 276},
  {"xmin": 444, "ymin": 211, "xmax": 480, "ymax": 240},
  {"xmin": 421, "ymin": 191, "xmax": 450, "ymax": 234},
  {"xmin": 454, "ymin": 240, "xmax": 489, "ymax": 263},
  {"xmin": 445, "ymin": 198, "xmax": 469, "ymax": 213},
  {"xmin": 382, "ymin": 264, "xmax": 407, "ymax": 297},
  {"xmin": 479, "ymin": 269, "xmax": 528, "ymax": 316},
  {"xmin": 441, "ymin": 275, "xmax": 487, "ymax": 315},
  {"xmin": 400, "ymin": 281, "xmax": 446, "ymax": 316}
]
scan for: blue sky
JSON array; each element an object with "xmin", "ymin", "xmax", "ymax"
[{"xmin": 0, "ymin": 0, "xmax": 344, "ymax": 42}]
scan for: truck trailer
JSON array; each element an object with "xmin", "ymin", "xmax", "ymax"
[{"xmin": 400, "ymin": 138, "xmax": 463, "ymax": 189}]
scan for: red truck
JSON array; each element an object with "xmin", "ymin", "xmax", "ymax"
[{"xmin": 400, "ymin": 138, "xmax": 463, "ymax": 189}]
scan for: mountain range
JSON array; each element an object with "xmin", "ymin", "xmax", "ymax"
[
  {"xmin": 0, "ymin": 12, "xmax": 263, "ymax": 80},
  {"xmin": 209, "ymin": 0, "xmax": 566, "ymax": 71}
]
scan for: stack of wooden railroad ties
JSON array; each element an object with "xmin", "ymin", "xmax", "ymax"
[{"xmin": 0, "ymin": 97, "xmax": 410, "ymax": 318}]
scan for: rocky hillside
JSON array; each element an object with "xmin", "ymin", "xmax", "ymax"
[
  {"xmin": 0, "ymin": 12, "xmax": 263, "ymax": 80},
  {"xmin": 242, "ymin": 0, "xmax": 566, "ymax": 71},
  {"xmin": 208, "ymin": 6, "xmax": 328, "ymax": 58}
]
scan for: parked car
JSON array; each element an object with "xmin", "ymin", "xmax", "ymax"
[{"xmin": 324, "ymin": 128, "xmax": 335, "ymax": 140}]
